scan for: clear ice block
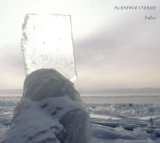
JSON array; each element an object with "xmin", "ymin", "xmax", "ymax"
[{"xmin": 21, "ymin": 14, "xmax": 76, "ymax": 82}]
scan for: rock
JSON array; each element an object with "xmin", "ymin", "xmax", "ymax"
[{"xmin": 1, "ymin": 69, "xmax": 91, "ymax": 143}]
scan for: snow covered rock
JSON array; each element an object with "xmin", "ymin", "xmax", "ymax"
[{"xmin": 1, "ymin": 69, "xmax": 91, "ymax": 143}]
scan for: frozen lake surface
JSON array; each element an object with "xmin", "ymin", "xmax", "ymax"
[
  {"xmin": 0, "ymin": 95, "xmax": 160, "ymax": 142},
  {"xmin": 82, "ymin": 94, "xmax": 160, "ymax": 104}
]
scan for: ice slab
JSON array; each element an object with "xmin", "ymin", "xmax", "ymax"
[{"xmin": 21, "ymin": 14, "xmax": 76, "ymax": 82}]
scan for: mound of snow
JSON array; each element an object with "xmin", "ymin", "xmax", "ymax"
[{"xmin": 1, "ymin": 69, "xmax": 91, "ymax": 143}]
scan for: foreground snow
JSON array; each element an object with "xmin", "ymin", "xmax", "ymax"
[
  {"xmin": 89, "ymin": 103, "xmax": 160, "ymax": 142},
  {"xmin": 0, "ymin": 69, "xmax": 91, "ymax": 143},
  {"xmin": 0, "ymin": 96, "xmax": 160, "ymax": 142}
]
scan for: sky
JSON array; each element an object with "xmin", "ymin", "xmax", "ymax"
[{"xmin": 0, "ymin": 0, "xmax": 160, "ymax": 92}]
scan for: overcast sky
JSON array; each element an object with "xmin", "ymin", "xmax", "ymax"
[{"xmin": 0, "ymin": 0, "xmax": 160, "ymax": 91}]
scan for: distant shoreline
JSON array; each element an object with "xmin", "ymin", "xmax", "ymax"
[
  {"xmin": 0, "ymin": 95, "xmax": 159, "ymax": 104},
  {"xmin": 0, "ymin": 94, "xmax": 160, "ymax": 97},
  {"xmin": 0, "ymin": 88, "xmax": 160, "ymax": 97}
]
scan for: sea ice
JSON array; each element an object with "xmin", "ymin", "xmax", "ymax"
[{"xmin": 1, "ymin": 97, "xmax": 160, "ymax": 142}]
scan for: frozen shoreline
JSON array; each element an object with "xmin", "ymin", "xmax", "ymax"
[
  {"xmin": 0, "ymin": 94, "xmax": 160, "ymax": 104},
  {"xmin": 82, "ymin": 95, "xmax": 160, "ymax": 104},
  {"xmin": 0, "ymin": 96, "xmax": 160, "ymax": 142}
]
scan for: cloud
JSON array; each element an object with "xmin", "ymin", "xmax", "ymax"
[
  {"xmin": 0, "ymin": 0, "xmax": 159, "ymax": 90},
  {"xmin": 0, "ymin": 44, "xmax": 24, "ymax": 68},
  {"xmin": 74, "ymin": 14, "xmax": 160, "ymax": 90},
  {"xmin": 0, "ymin": 44, "xmax": 25, "ymax": 89}
]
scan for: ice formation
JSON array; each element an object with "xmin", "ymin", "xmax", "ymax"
[
  {"xmin": 21, "ymin": 14, "xmax": 76, "ymax": 82},
  {"xmin": 1, "ymin": 69, "xmax": 91, "ymax": 143},
  {"xmin": 1, "ymin": 97, "xmax": 160, "ymax": 142}
]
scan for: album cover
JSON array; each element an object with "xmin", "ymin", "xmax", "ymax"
[{"xmin": 0, "ymin": 0, "xmax": 159, "ymax": 142}]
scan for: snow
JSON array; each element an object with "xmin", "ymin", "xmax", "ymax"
[
  {"xmin": 86, "ymin": 103, "xmax": 160, "ymax": 118},
  {"xmin": 139, "ymin": 115, "xmax": 160, "ymax": 120},
  {"xmin": 0, "ymin": 69, "xmax": 91, "ymax": 143},
  {"xmin": 90, "ymin": 114, "xmax": 121, "ymax": 120},
  {"xmin": 1, "ymin": 96, "xmax": 89, "ymax": 143},
  {"xmin": 1, "ymin": 96, "xmax": 160, "ymax": 143},
  {"xmin": 88, "ymin": 103, "xmax": 160, "ymax": 142},
  {"xmin": 23, "ymin": 69, "xmax": 81, "ymax": 102},
  {"xmin": 2, "ymin": 98, "xmax": 62, "ymax": 143},
  {"xmin": 21, "ymin": 14, "xmax": 76, "ymax": 82}
]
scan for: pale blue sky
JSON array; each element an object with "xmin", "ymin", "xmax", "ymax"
[{"xmin": 0, "ymin": 0, "xmax": 160, "ymax": 91}]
